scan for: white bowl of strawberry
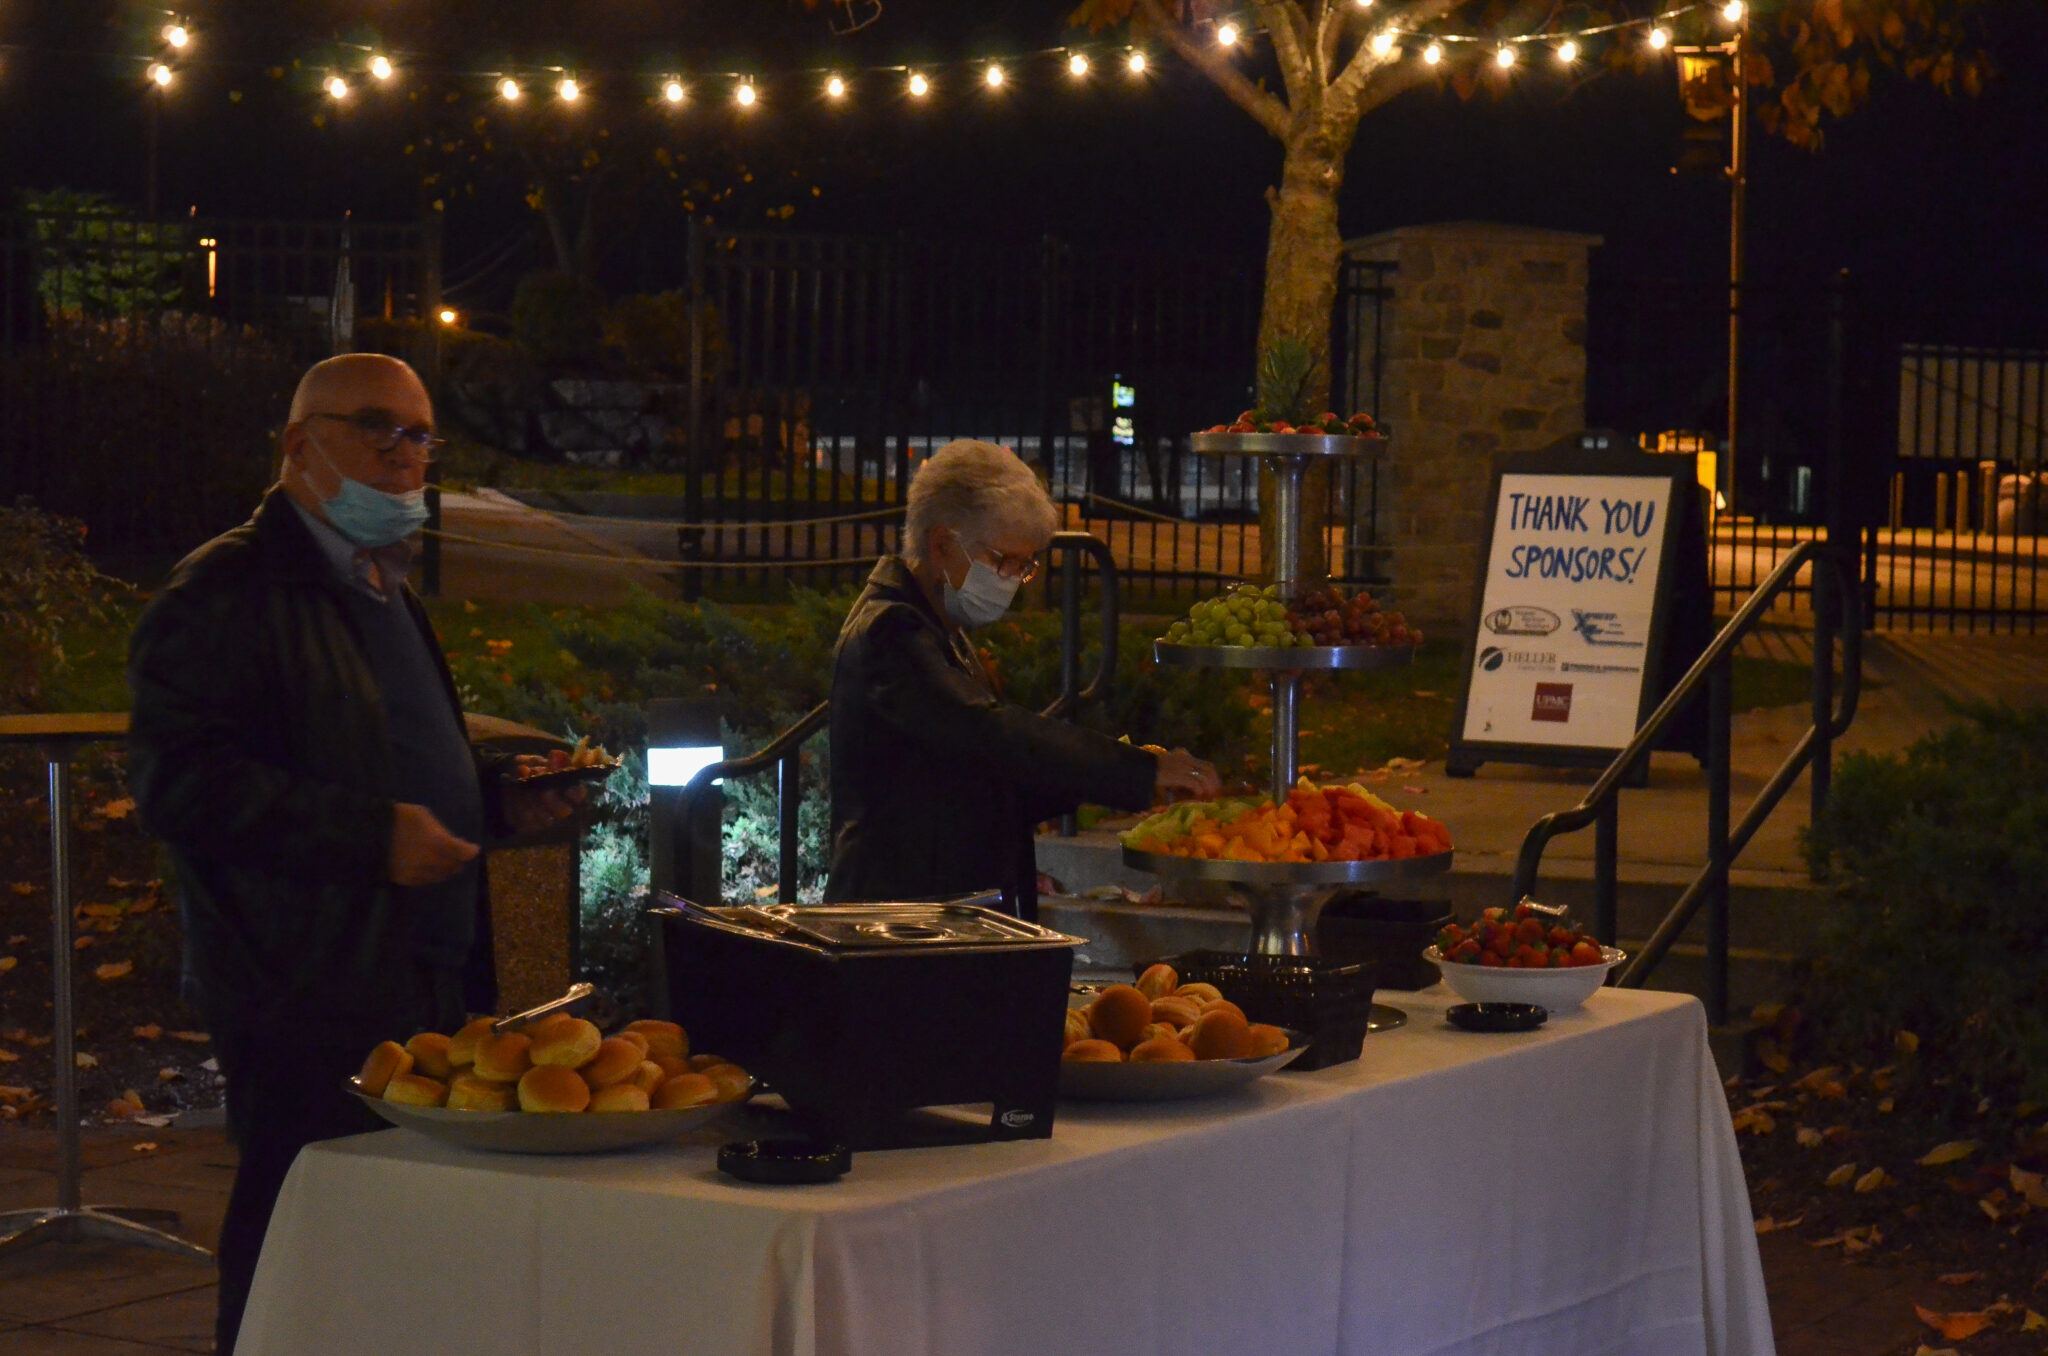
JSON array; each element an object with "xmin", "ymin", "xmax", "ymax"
[{"xmin": 1424, "ymin": 905, "xmax": 1624, "ymax": 1012}]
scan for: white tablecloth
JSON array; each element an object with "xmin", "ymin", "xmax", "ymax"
[{"xmin": 239, "ymin": 986, "xmax": 1774, "ymax": 1356}]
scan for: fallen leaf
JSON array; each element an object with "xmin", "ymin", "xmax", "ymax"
[
  {"xmin": 170, "ymin": 1031, "xmax": 211, "ymax": 1043},
  {"xmin": 1796, "ymin": 1126, "xmax": 1824, "ymax": 1148},
  {"xmin": 1980, "ymin": 1197, "xmax": 2003, "ymax": 1222},
  {"xmin": 1794, "ymin": 1066, "xmax": 1842, "ymax": 1091},
  {"xmin": 78, "ymin": 903, "xmax": 123, "ymax": 919},
  {"xmin": 2012, "ymin": 1165, "xmax": 2048, "ymax": 1209},
  {"xmin": 1814, "ymin": 1080, "xmax": 1848, "ymax": 1100},
  {"xmin": 1855, "ymin": 1167, "xmax": 1892, "ymax": 1192},
  {"xmin": 0, "ymin": 1085, "xmax": 34, "ymax": 1103},
  {"xmin": 0, "ymin": 957, "xmax": 15, "ymax": 974},
  {"xmin": 1826, "ymin": 1162, "xmax": 1858, "ymax": 1187},
  {"xmin": 2022, "ymin": 1308, "xmax": 2048, "ymax": 1331},
  {"xmin": 132, "ymin": 1024, "xmax": 161, "ymax": 1040},
  {"xmin": 1919, "ymin": 1141, "xmax": 1980, "ymax": 1167},
  {"xmin": 7, "ymin": 882, "xmax": 33, "ymax": 896},
  {"xmin": 1911, "ymin": 1346, "xmax": 1961, "ymax": 1356},
  {"xmin": 5, "ymin": 935, "xmax": 23, "ymax": 946},
  {"xmin": 1384, "ymin": 756, "xmax": 1425, "ymax": 770},
  {"xmin": 157, "ymin": 1067, "xmax": 182, "ymax": 1083},
  {"xmin": 131, "ymin": 1142, "xmax": 159, "ymax": 1153},
  {"xmin": 131, "ymin": 1114, "xmax": 172, "ymax": 1128},
  {"xmin": 1878, "ymin": 1096, "xmax": 1895, "ymax": 1114},
  {"xmin": 1757, "ymin": 1037, "xmax": 1792, "ymax": 1074},
  {"xmin": 104, "ymin": 1090, "xmax": 144, "ymax": 1119},
  {"xmin": 72, "ymin": 936, "xmax": 94, "ymax": 950},
  {"xmin": 1402, "ymin": 785, "xmax": 1426, "ymax": 795},
  {"xmin": 1936, "ymin": 1272, "xmax": 1984, "ymax": 1286},
  {"xmin": 92, "ymin": 797, "xmax": 135, "ymax": 820},
  {"xmin": 1754, "ymin": 1214, "xmax": 1804, "ymax": 1234},
  {"xmin": 93, "ymin": 961, "xmax": 133, "ymax": 982},
  {"xmin": 74, "ymin": 1051, "xmax": 98, "ymax": 1069},
  {"xmin": 0, "ymin": 1049, "xmax": 16, "ymax": 1063},
  {"xmin": 1732, "ymin": 1108, "xmax": 1777, "ymax": 1135},
  {"xmin": 1896, "ymin": 1030, "xmax": 1920, "ymax": 1054},
  {"xmin": 1871, "ymin": 1065, "xmax": 1896, "ymax": 1092},
  {"xmin": 1914, "ymin": 1305, "xmax": 1993, "ymax": 1342}
]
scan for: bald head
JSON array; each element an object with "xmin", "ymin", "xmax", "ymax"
[
  {"xmin": 280, "ymin": 354, "xmax": 436, "ymax": 515},
  {"xmin": 288, "ymin": 353, "xmax": 430, "ymax": 425}
]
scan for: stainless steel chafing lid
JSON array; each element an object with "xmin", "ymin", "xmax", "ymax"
[{"xmin": 670, "ymin": 893, "xmax": 1084, "ymax": 955}]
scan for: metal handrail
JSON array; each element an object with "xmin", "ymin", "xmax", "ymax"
[{"xmin": 1507, "ymin": 540, "xmax": 1862, "ymax": 1022}]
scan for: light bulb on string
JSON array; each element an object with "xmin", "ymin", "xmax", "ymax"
[
  {"xmin": 498, "ymin": 77, "xmax": 520, "ymax": 102},
  {"xmin": 1353, "ymin": 0, "xmax": 1374, "ymax": 7},
  {"xmin": 1422, "ymin": 42, "xmax": 1442, "ymax": 65},
  {"xmin": 325, "ymin": 75, "xmax": 348, "ymax": 100},
  {"xmin": 985, "ymin": 64, "xmax": 1005, "ymax": 87},
  {"xmin": 735, "ymin": 81, "xmax": 756, "ymax": 107},
  {"xmin": 1217, "ymin": 23, "xmax": 1239, "ymax": 47},
  {"xmin": 1127, "ymin": 51, "xmax": 1146, "ymax": 74},
  {"xmin": 1648, "ymin": 26, "xmax": 1670, "ymax": 50},
  {"xmin": 825, "ymin": 74, "xmax": 845, "ymax": 98},
  {"xmin": 558, "ymin": 76, "xmax": 580, "ymax": 102},
  {"xmin": 369, "ymin": 55, "xmax": 393, "ymax": 81},
  {"xmin": 148, "ymin": 62, "xmax": 173, "ymax": 88},
  {"xmin": 908, "ymin": 71, "xmax": 929, "ymax": 97},
  {"xmin": 164, "ymin": 24, "xmax": 189, "ymax": 50},
  {"xmin": 664, "ymin": 79, "xmax": 687, "ymax": 104},
  {"xmin": 1371, "ymin": 31, "xmax": 1396, "ymax": 57},
  {"xmin": 1068, "ymin": 53, "xmax": 1089, "ymax": 77},
  {"xmin": 1556, "ymin": 39, "xmax": 1579, "ymax": 63},
  {"xmin": 438, "ymin": 308, "xmax": 459, "ymax": 326},
  {"xmin": 1723, "ymin": 0, "xmax": 1745, "ymax": 20},
  {"xmin": 1496, "ymin": 45, "xmax": 1516, "ymax": 68}
]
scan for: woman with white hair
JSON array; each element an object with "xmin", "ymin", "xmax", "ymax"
[{"xmin": 827, "ymin": 439, "xmax": 1220, "ymax": 920}]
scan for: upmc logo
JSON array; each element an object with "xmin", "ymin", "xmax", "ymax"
[{"xmin": 1531, "ymin": 683, "xmax": 1574, "ymax": 723}]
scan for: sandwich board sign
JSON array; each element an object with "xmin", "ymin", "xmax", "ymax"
[{"xmin": 1447, "ymin": 434, "xmax": 1710, "ymax": 776}]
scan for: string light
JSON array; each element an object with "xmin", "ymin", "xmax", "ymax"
[
  {"xmin": 163, "ymin": 24, "xmax": 189, "ymax": 50},
  {"xmin": 1068, "ymin": 52, "xmax": 1089, "ymax": 77},
  {"xmin": 1496, "ymin": 45, "xmax": 1516, "ymax": 68},
  {"xmin": 1648, "ymin": 26, "xmax": 1671, "ymax": 49},
  {"xmin": 1353, "ymin": 0, "xmax": 1375, "ymax": 7},
  {"xmin": 735, "ymin": 81, "xmax": 756, "ymax": 106},
  {"xmin": 907, "ymin": 71, "xmax": 929, "ymax": 96},
  {"xmin": 824, "ymin": 74, "xmax": 845, "ymax": 98},
  {"xmin": 1127, "ymin": 51, "xmax": 1146, "ymax": 75},
  {"xmin": 664, "ymin": 79, "xmax": 687, "ymax": 103},
  {"xmin": 497, "ymin": 77, "xmax": 520, "ymax": 101},
  {"xmin": 1422, "ymin": 42, "xmax": 1442, "ymax": 65},
  {"xmin": 148, "ymin": 62, "xmax": 173, "ymax": 88},
  {"xmin": 369, "ymin": 55, "xmax": 392, "ymax": 81},
  {"xmin": 1556, "ymin": 39, "xmax": 1579, "ymax": 63},
  {"xmin": 325, "ymin": 74, "xmax": 348, "ymax": 100},
  {"xmin": 438, "ymin": 308, "xmax": 459, "ymax": 326},
  {"xmin": 1722, "ymin": 0, "xmax": 1745, "ymax": 19},
  {"xmin": 558, "ymin": 76, "xmax": 580, "ymax": 101},
  {"xmin": 985, "ymin": 64, "xmax": 1005, "ymax": 87},
  {"xmin": 1371, "ymin": 31, "xmax": 1396, "ymax": 57},
  {"xmin": 1216, "ymin": 23, "xmax": 1239, "ymax": 47}
]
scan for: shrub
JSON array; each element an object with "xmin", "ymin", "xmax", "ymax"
[
  {"xmin": 1803, "ymin": 706, "xmax": 2048, "ymax": 1104},
  {"xmin": 0, "ymin": 502, "xmax": 129, "ymax": 712},
  {"xmin": 510, "ymin": 270, "xmax": 604, "ymax": 368},
  {"xmin": 20, "ymin": 189, "xmax": 190, "ymax": 317}
]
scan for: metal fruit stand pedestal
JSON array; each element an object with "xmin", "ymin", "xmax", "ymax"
[{"xmin": 1121, "ymin": 432, "xmax": 1453, "ymax": 1035}]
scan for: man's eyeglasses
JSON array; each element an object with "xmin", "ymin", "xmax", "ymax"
[{"xmin": 307, "ymin": 411, "xmax": 445, "ymax": 464}]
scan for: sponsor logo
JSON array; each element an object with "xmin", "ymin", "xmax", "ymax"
[
  {"xmin": 1479, "ymin": 646, "xmax": 1555, "ymax": 673},
  {"xmin": 1570, "ymin": 610, "xmax": 1645, "ymax": 649},
  {"xmin": 998, "ymin": 1109, "xmax": 1036, "ymax": 1129},
  {"xmin": 1479, "ymin": 646, "xmax": 1505, "ymax": 671},
  {"xmin": 1531, "ymin": 682, "xmax": 1574, "ymax": 723},
  {"xmin": 1485, "ymin": 606, "xmax": 1562, "ymax": 637},
  {"xmin": 1561, "ymin": 661, "xmax": 1643, "ymax": 675}
]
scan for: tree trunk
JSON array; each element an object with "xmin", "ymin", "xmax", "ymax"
[{"xmin": 1257, "ymin": 133, "xmax": 1346, "ymax": 587}]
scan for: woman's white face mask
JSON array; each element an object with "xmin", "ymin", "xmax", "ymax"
[{"xmin": 940, "ymin": 533, "xmax": 1022, "ymax": 629}]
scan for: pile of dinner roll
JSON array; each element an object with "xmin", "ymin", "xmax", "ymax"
[
  {"xmin": 357, "ymin": 1016, "xmax": 751, "ymax": 1113},
  {"xmin": 1061, "ymin": 963, "xmax": 1291, "ymax": 1064}
]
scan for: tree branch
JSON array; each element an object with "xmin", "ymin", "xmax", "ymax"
[
  {"xmin": 1329, "ymin": 0, "xmax": 1460, "ymax": 113},
  {"xmin": 1254, "ymin": 0, "xmax": 1319, "ymax": 112},
  {"xmin": 1133, "ymin": 0, "xmax": 1293, "ymax": 139},
  {"xmin": 1316, "ymin": 0, "xmax": 1345, "ymax": 86}
]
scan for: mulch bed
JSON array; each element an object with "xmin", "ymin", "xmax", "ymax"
[{"xmin": 1732, "ymin": 1020, "xmax": 2048, "ymax": 1355}]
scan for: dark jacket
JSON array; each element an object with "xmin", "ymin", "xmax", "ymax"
[
  {"xmin": 825, "ymin": 556, "xmax": 1156, "ymax": 919},
  {"xmin": 127, "ymin": 487, "xmax": 510, "ymax": 1043}
]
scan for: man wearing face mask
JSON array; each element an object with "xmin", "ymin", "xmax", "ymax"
[
  {"xmin": 826, "ymin": 439, "xmax": 1220, "ymax": 920},
  {"xmin": 126, "ymin": 353, "xmax": 582, "ymax": 1354}
]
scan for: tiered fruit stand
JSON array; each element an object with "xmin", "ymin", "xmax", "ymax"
[{"xmin": 1122, "ymin": 431, "xmax": 1454, "ymax": 960}]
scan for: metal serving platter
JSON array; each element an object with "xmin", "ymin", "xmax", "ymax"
[
  {"xmin": 1153, "ymin": 640, "xmax": 1417, "ymax": 672},
  {"xmin": 1189, "ymin": 432, "xmax": 1384, "ymax": 458},
  {"xmin": 350, "ymin": 1080, "xmax": 752, "ymax": 1155},
  {"xmin": 1057, "ymin": 1031, "xmax": 1308, "ymax": 1102},
  {"xmin": 1121, "ymin": 845, "xmax": 1454, "ymax": 888}
]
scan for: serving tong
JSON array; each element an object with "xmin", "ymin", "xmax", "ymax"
[{"xmin": 489, "ymin": 981, "xmax": 596, "ymax": 1034}]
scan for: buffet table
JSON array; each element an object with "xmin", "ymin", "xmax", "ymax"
[{"xmin": 237, "ymin": 986, "xmax": 1773, "ymax": 1356}]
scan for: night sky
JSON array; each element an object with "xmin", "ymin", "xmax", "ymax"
[{"xmin": 3, "ymin": 1, "xmax": 2043, "ymax": 313}]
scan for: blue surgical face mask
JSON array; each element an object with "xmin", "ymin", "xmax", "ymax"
[
  {"xmin": 941, "ymin": 554, "xmax": 1021, "ymax": 629},
  {"xmin": 308, "ymin": 435, "xmax": 428, "ymax": 548}
]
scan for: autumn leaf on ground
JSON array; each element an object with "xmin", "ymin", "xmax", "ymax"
[
  {"xmin": 1793, "ymin": 1066, "xmax": 1841, "ymax": 1092},
  {"xmin": 1878, "ymin": 1096, "xmax": 1896, "ymax": 1114},
  {"xmin": 8, "ymin": 882, "xmax": 33, "ymax": 896},
  {"xmin": 0, "ymin": 1049, "xmax": 16, "ymax": 1063},
  {"xmin": 1795, "ymin": 1126, "xmax": 1824, "ymax": 1148},
  {"xmin": 1756, "ymin": 1038, "xmax": 1792, "ymax": 1074},
  {"xmin": 1979, "ymin": 1197, "xmax": 2003, "ymax": 1221},
  {"xmin": 2011, "ymin": 1165, "xmax": 2048, "ymax": 1209},
  {"xmin": 6, "ymin": 935, "xmax": 24, "ymax": 946},
  {"xmin": 1754, "ymin": 1214, "xmax": 1803, "ymax": 1235},
  {"xmin": 131, "ymin": 1142, "xmax": 159, "ymax": 1153},
  {"xmin": 170, "ymin": 1031, "xmax": 211, "ymax": 1043},
  {"xmin": 2021, "ymin": 1308, "xmax": 2048, "ymax": 1332},
  {"xmin": 72, "ymin": 936, "xmax": 94, "ymax": 950},
  {"xmin": 1896, "ymin": 1030, "xmax": 1920, "ymax": 1054},
  {"xmin": 1855, "ymin": 1167, "xmax": 1892, "ymax": 1192},
  {"xmin": 1826, "ymin": 1162, "xmax": 1858, "ymax": 1187},
  {"xmin": 105, "ymin": 1090, "xmax": 144, "ymax": 1119},
  {"xmin": 0, "ymin": 1085, "xmax": 34, "ymax": 1104},
  {"xmin": 78, "ymin": 903, "xmax": 123, "ymax": 919},
  {"xmin": 1935, "ymin": 1272, "xmax": 1984, "ymax": 1286},
  {"xmin": 132, "ymin": 1024, "xmax": 161, "ymax": 1040},
  {"xmin": 93, "ymin": 961, "xmax": 133, "ymax": 981},
  {"xmin": 74, "ymin": 1051, "xmax": 98, "ymax": 1069},
  {"xmin": 1732, "ymin": 1108, "xmax": 1776, "ymax": 1135},
  {"xmin": 157, "ymin": 1067, "xmax": 182, "ymax": 1083},
  {"xmin": 1918, "ymin": 1141, "xmax": 1979, "ymax": 1167},
  {"xmin": 1911, "ymin": 1346, "xmax": 1961, "ymax": 1356},
  {"xmin": 0, "ymin": 957, "xmax": 15, "ymax": 974},
  {"xmin": 1914, "ymin": 1305, "xmax": 1993, "ymax": 1342},
  {"xmin": 92, "ymin": 797, "xmax": 135, "ymax": 820}
]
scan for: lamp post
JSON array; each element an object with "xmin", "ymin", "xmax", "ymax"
[{"xmin": 1677, "ymin": 7, "xmax": 1750, "ymax": 516}]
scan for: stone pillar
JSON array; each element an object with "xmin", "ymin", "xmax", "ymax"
[{"xmin": 1345, "ymin": 222, "xmax": 1601, "ymax": 634}]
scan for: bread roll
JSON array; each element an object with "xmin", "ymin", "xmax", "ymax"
[
  {"xmin": 628, "ymin": 1060, "xmax": 667, "ymax": 1096},
  {"xmin": 1087, "ymin": 985, "xmax": 1153, "ymax": 1050},
  {"xmin": 687, "ymin": 1053, "xmax": 726, "ymax": 1073},
  {"xmin": 1205, "ymin": 999, "xmax": 1249, "ymax": 1027},
  {"xmin": 1150, "ymin": 996, "xmax": 1201, "ymax": 1029},
  {"xmin": 1061, "ymin": 1038, "xmax": 1123, "ymax": 1063},
  {"xmin": 404, "ymin": 1031, "xmax": 455, "ymax": 1080},
  {"xmin": 1188, "ymin": 1007, "xmax": 1253, "ymax": 1060},
  {"xmin": 589, "ymin": 1083, "xmax": 651, "ymax": 1113},
  {"xmin": 1129, "ymin": 1036, "xmax": 1196, "ymax": 1063},
  {"xmin": 623, "ymin": 1019, "xmax": 687, "ymax": 1062},
  {"xmin": 518, "ymin": 1064, "xmax": 592, "ymax": 1113},
  {"xmin": 383, "ymin": 1072, "xmax": 448, "ymax": 1107},
  {"xmin": 1062, "ymin": 1008, "xmax": 1091, "ymax": 1049},
  {"xmin": 446, "ymin": 1016, "xmax": 494, "ymax": 1069},
  {"xmin": 1247, "ymin": 1023, "xmax": 1290, "ymax": 1057},
  {"xmin": 1137, "ymin": 1021, "xmax": 1177, "ymax": 1045},
  {"xmin": 613, "ymin": 1030, "xmax": 650, "ymax": 1056},
  {"xmin": 446, "ymin": 1072, "xmax": 517, "ymax": 1112},
  {"xmin": 1136, "ymin": 963, "xmax": 1179, "ymax": 1000},
  {"xmin": 472, "ymin": 1031, "xmax": 533, "ymax": 1083},
  {"xmin": 529, "ymin": 1016, "xmax": 602, "ymax": 1069},
  {"xmin": 652, "ymin": 1055, "xmax": 692, "ymax": 1082},
  {"xmin": 1174, "ymin": 982, "xmax": 1223, "ymax": 1004},
  {"xmin": 357, "ymin": 1040, "xmax": 414, "ymax": 1097},
  {"xmin": 700, "ymin": 1063, "xmax": 752, "ymax": 1103},
  {"xmin": 580, "ymin": 1037, "xmax": 644, "ymax": 1089},
  {"xmin": 652, "ymin": 1073, "xmax": 718, "ymax": 1109}
]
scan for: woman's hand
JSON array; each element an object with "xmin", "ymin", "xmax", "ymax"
[{"xmin": 1152, "ymin": 748, "xmax": 1221, "ymax": 802}]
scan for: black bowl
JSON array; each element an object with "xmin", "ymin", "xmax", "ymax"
[{"xmin": 1445, "ymin": 1002, "xmax": 1548, "ymax": 1033}]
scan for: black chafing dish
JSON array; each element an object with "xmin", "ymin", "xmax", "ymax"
[{"xmin": 652, "ymin": 893, "xmax": 1083, "ymax": 1151}]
